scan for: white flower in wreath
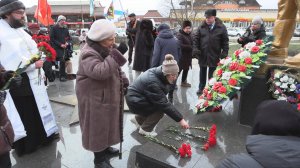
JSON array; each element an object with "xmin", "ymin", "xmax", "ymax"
[
  {"xmin": 288, "ymin": 77, "xmax": 295, "ymax": 84},
  {"xmin": 289, "ymin": 84, "xmax": 296, "ymax": 91},
  {"xmin": 274, "ymin": 73, "xmax": 281, "ymax": 79},
  {"xmin": 238, "ymin": 51, "xmax": 251, "ymax": 59},
  {"xmin": 275, "ymin": 81, "xmax": 281, "ymax": 86},
  {"xmin": 197, "ymin": 99, "xmax": 205, "ymax": 108},
  {"xmin": 221, "ymin": 72, "xmax": 232, "ymax": 80},
  {"xmin": 208, "ymin": 78, "xmax": 217, "ymax": 86},
  {"xmin": 280, "ymin": 75, "xmax": 289, "ymax": 82},
  {"xmin": 278, "ymin": 96, "xmax": 287, "ymax": 101},
  {"xmin": 245, "ymin": 42, "xmax": 257, "ymax": 50},
  {"xmin": 274, "ymin": 90, "xmax": 280, "ymax": 95},
  {"xmin": 220, "ymin": 57, "xmax": 232, "ymax": 66},
  {"xmin": 280, "ymin": 83, "xmax": 288, "ymax": 89}
]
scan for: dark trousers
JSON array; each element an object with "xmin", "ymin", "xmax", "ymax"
[
  {"xmin": 179, "ymin": 68, "xmax": 189, "ymax": 83},
  {"xmin": 0, "ymin": 152, "xmax": 11, "ymax": 168},
  {"xmin": 128, "ymin": 38, "xmax": 135, "ymax": 63},
  {"xmin": 59, "ymin": 58, "xmax": 66, "ymax": 78},
  {"xmin": 199, "ymin": 66, "xmax": 216, "ymax": 90},
  {"xmin": 135, "ymin": 112, "xmax": 164, "ymax": 132}
]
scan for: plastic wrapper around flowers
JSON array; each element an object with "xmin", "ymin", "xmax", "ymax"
[
  {"xmin": 268, "ymin": 67, "xmax": 300, "ymax": 111},
  {"xmin": 145, "ymin": 124, "xmax": 217, "ymax": 158},
  {"xmin": 196, "ymin": 36, "xmax": 274, "ymax": 113}
]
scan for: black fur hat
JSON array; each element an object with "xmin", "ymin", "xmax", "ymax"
[
  {"xmin": 204, "ymin": 9, "xmax": 217, "ymax": 17},
  {"xmin": 140, "ymin": 19, "xmax": 153, "ymax": 31},
  {"xmin": 182, "ymin": 20, "xmax": 192, "ymax": 29},
  {"xmin": 0, "ymin": 0, "xmax": 25, "ymax": 17}
]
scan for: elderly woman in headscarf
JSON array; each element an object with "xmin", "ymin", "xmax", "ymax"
[
  {"xmin": 76, "ymin": 19, "xmax": 128, "ymax": 168},
  {"xmin": 237, "ymin": 16, "xmax": 266, "ymax": 47}
]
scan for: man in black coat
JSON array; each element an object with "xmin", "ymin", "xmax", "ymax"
[
  {"xmin": 126, "ymin": 13, "xmax": 140, "ymax": 65},
  {"xmin": 217, "ymin": 100, "xmax": 300, "ymax": 168},
  {"xmin": 50, "ymin": 15, "xmax": 71, "ymax": 81},
  {"xmin": 194, "ymin": 9, "xmax": 229, "ymax": 94},
  {"xmin": 125, "ymin": 55, "xmax": 189, "ymax": 136},
  {"xmin": 237, "ymin": 16, "xmax": 266, "ymax": 47}
]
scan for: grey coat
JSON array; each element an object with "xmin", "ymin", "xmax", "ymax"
[
  {"xmin": 151, "ymin": 29, "xmax": 181, "ymax": 67},
  {"xmin": 76, "ymin": 44, "xmax": 127, "ymax": 152},
  {"xmin": 217, "ymin": 135, "xmax": 300, "ymax": 168}
]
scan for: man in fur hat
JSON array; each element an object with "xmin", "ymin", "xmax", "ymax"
[
  {"xmin": 0, "ymin": 0, "xmax": 58, "ymax": 157},
  {"xmin": 50, "ymin": 15, "xmax": 71, "ymax": 81},
  {"xmin": 193, "ymin": 9, "xmax": 229, "ymax": 95}
]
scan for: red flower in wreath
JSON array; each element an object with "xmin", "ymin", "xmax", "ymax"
[
  {"xmin": 229, "ymin": 62, "xmax": 239, "ymax": 71},
  {"xmin": 297, "ymin": 103, "xmax": 300, "ymax": 111},
  {"xmin": 255, "ymin": 39, "xmax": 263, "ymax": 46},
  {"xmin": 251, "ymin": 46, "xmax": 260, "ymax": 53},
  {"xmin": 213, "ymin": 82, "xmax": 223, "ymax": 91},
  {"xmin": 207, "ymin": 93, "xmax": 213, "ymax": 100},
  {"xmin": 203, "ymin": 101, "xmax": 209, "ymax": 107},
  {"xmin": 238, "ymin": 65, "xmax": 247, "ymax": 72},
  {"xmin": 228, "ymin": 78, "xmax": 237, "ymax": 86},
  {"xmin": 217, "ymin": 69, "xmax": 223, "ymax": 77},
  {"xmin": 244, "ymin": 57, "xmax": 252, "ymax": 64},
  {"xmin": 218, "ymin": 86, "xmax": 227, "ymax": 94},
  {"xmin": 234, "ymin": 49, "xmax": 242, "ymax": 58}
]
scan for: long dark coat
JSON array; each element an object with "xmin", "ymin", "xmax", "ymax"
[
  {"xmin": 133, "ymin": 19, "xmax": 154, "ymax": 72},
  {"xmin": 237, "ymin": 25, "xmax": 266, "ymax": 47},
  {"xmin": 76, "ymin": 43, "xmax": 128, "ymax": 152},
  {"xmin": 193, "ymin": 18, "xmax": 229, "ymax": 67},
  {"xmin": 50, "ymin": 24, "xmax": 70, "ymax": 60},
  {"xmin": 176, "ymin": 29, "xmax": 193, "ymax": 70}
]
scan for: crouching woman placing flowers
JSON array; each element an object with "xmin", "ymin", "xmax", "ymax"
[{"xmin": 76, "ymin": 19, "xmax": 129, "ymax": 168}]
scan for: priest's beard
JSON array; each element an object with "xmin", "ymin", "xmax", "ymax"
[{"xmin": 9, "ymin": 17, "xmax": 25, "ymax": 28}]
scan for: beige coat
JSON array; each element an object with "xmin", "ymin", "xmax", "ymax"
[{"xmin": 76, "ymin": 44, "xmax": 126, "ymax": 152}]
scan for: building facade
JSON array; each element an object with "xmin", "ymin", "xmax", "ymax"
[
  {"xmin": 26, "ymin": 0, "xmax": 104, "ymax": 30},
  {"xmin": 173, "ymin": 0, "xmax": 300, "ymax": 28}
]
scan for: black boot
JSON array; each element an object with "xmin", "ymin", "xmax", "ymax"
[
  {"xmin": 94, "ymin": 151, "xmax": 113, "ymax": 168},
  {"xmin": 105, "ymin": 147, "xmax": 119, "ymax": 156}
]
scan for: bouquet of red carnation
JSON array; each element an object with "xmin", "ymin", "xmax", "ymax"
[{"xmin": 37, "ymin": 42, "xmax": 57, "ymax": 62}]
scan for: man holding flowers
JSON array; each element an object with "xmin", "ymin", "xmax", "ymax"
[{"xmin": 0, "ymin": 0, "xmax": 58, "ymax": 156}]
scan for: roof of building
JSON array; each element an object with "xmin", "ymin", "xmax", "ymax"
[
  {"xmin": 143, "ymin": 10, "xmax": 163, "ymax": 18},
  {"xmin": 181, "ymin": 0, "xmax": 260, "ymax": 7},
  {"xmin": 26, "ymin": 5, "xmax": 104, "ymax": 16}
]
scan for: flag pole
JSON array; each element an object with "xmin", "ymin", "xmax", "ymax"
[{"xmin": 46, "ymin": 0, "xmax": 50, "ymax": 31}]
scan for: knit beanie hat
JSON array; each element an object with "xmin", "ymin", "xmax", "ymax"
[
  {"xmin": 57, "ymin": 15, "xmax": 66, "ymax": 22},
  {"xmin": 252, "ymin": 16, "xmax": 263, "ymax": 25},
  {"xmin": 162, "ymin": 54, "xmax": 179, "ymax": 75},
  {"xmin": 157, "ymin": 23, "xmax": 170, "ymax": 33},
  {"xmin": 0, "ymin": 0, "xmax": 25, "ymax": 16},
  {"xmin": 252, "ymin": 100, "xmax": 300, "ymax": 137},
  {"xmin": 88, "ymin": 19, "xmax": 116, "ymax": 42},
  {"xmin": 182, "ymin": 20, "xmax": 192, "ymax": 29}
]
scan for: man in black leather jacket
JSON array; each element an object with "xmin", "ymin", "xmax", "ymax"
[{"xmin": 125, "ymin": 55, "xmax": 189, "ymax": 136}]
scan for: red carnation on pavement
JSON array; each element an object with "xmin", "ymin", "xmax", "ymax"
[
  {"xmin": 244, "ymin": 57, "xmax": 252, "ymax": 64},
  {"xmin": 228, "ymin": 78, "xmax": 237, "ymax": 86},
  {"xmin": 251, "ymin": 46, "xmax": 260, "ymax": 53},
  {"xmin": 256, "ymin": 39, "xmax": 263, "ymax": 46}
]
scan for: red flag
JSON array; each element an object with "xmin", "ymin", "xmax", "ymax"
[{"xmin": 34, "ymin": 0, "xmax": 54, "ymax": 26}]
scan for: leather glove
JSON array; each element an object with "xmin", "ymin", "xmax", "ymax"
[{"xmin": 117, "ymin": 42, "xmax": 128, "ymax": 55}]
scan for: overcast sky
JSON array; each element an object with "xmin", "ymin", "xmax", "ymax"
[{"xmin": 20, "ymin": 0, "xmax": 278, "ymax": 15}]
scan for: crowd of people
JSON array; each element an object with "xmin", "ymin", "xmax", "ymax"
[{"xmin": 1, "ymin": 0, "xmax": 299, "ymax": 168}]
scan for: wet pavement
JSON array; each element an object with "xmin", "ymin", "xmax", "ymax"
[{"xmin": 10, "ymin": 51, "xmax": 251, "ymax": 168}]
